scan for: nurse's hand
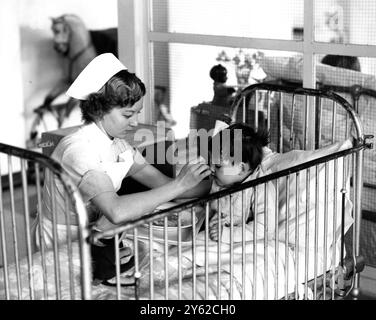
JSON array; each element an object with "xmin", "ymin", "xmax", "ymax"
[{"xmin": 175, "ymin": 157, "xmax": 212, "ymax": 191}]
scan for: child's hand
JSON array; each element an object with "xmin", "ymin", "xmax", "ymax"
[{"xmin": 209, "ymin": 213, "xmax": 227, "ymax": 242}]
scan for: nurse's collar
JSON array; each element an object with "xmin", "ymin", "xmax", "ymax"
[{"xmin": 96, "ymin": 120, "xmax": 115, "ymax": 141}]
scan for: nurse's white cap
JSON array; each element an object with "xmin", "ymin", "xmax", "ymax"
[{"xmin": 66, "ymin": 53, "xmax": 127, "ymax": 100}]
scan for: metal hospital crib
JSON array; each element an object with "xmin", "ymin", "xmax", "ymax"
[{"xmin": 0, "ymin": 83, "xmax": 373, "ymax": 300}]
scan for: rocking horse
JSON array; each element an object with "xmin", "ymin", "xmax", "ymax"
[{"xmin": 28, "ymin": 14, "xmax": 118, "ymax": 148}]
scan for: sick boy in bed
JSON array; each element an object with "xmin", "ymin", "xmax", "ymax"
[{"xmin": 207, "ymin": 122, "xmax": 276, "ymax": 243}]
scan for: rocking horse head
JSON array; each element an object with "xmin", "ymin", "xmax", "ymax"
[
  {"xmin": 51, "ymin": 14, "xmax": 93, "ymax": 59},
  {"xmin": 50, "ymin": 14, "xmax": 97, "ymax": 81}
]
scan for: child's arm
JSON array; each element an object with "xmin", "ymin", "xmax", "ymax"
[
  {"xmin": 208, "ymin": 212, "xmax": 227, "ymax": 241},
  {"xmin": 220, "ymin": 181, "xmax": 277, "ymax": 243}
]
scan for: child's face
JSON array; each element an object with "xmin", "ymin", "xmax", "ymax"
[{"xmin": 210, "ymin": 156, "xmax": 251, "ymax": 187}]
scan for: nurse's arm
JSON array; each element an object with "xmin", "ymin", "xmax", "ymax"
[
  {"xmin": 127, "ymin": 151, "xmax": 212, "ymax": 197},
  {"xmin": 129, "ymin": 157, "xmax": 172, "ymax": 188},
  {"xmin": 91, "ymin": 161, "xmax": 211, "ymax": 224},
  {"xmin": 131, "ymin": 162, "xmax": 212, "ymax": 198}
]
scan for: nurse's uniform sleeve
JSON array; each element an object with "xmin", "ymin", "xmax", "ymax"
[
  {"xmin": 60, "ymin": 143, "xmax": 115, "ymax": 203},
  {"xmin": 78, "ymin": 170, "xmax": 115, "ymax": 203}
]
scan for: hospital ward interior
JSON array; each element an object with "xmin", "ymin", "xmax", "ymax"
[{"xmin": 1, "ymin": 0, "xmax": 376, "ymax": 301}]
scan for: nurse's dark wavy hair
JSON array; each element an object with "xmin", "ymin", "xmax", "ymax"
[{"xmin": 80, "ymin": 70, "xmax": 146, "ymax": 124}]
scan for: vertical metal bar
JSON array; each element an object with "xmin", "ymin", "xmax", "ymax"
[
  {"xmin": 64, "ymin": 193, "xmax": 75, "ymax": 300},
  {"xmin": 164, "ymin": 216, "xmax": 169, "ymax": 299},
  {"xmin": 229, "ymin": 194, "xmax": 234, "ymax": 300},
  {"xmin": 289, "ymin": 95, "xmax": 296, "ymax": 150},
  {"xmin": 253, "ymin": 186, "xmax": 257, "ymax": 299},
  {"xmin": 35, "ymin": 163, "xmax": 48, "ymax": 299},
  {"xmin": 205, "ymin": 202, "xmax": 209, "ymax": 299},
  {"xmin": 267, "ymin": 91, "xmax": 271, "ymax": 144},
  {"xmin": 134, "ymin": 228, "xmax": 140, "ymax": 300},
  {"xmin": 314, "ymin": 165, "xmax": 319, "ymax": 299},
  {"xmin": 255, "ymin": 91, "xmax": 259, "ymax": 131},
  {"xmin": 50, "ymin": 173, "xmax": 61, "ymax": 299},
  {"xmin": 0, "ymin": 154, "xmax": 10, "ymax": 299},
  {"xmin": 264, "ymin": 183, "xmax": 268, "ymax": 300},
  {"xmin": 350, "ymin": 154, "xmax": 357, "ymax": 281},
  {"xmin": 332, "ymin": 101, "xmax": 337, "ymax": 143},
  {"xmin": 191, "ymin": 207, "xmax": 196, "ymax": 300},
  {"xmin": 340, "ymin": 155, "xmax": 348, "ymax": 268},
  {"xmin": 242, "ymin": 96, "xmax": 246, "ymax": 123},
  {"xmin": 8, "ymin": 155, "xmax": 21, "ymax": 299},
  {"xmin": 178, "ymin": 214, "xmax": 182, "ymax": 300},
  {"xmin": 294, "ymin": 172, "xmax": 300, "ymax": 300},
  {"xmin": 279, "ymin": 92, "xmax": 284, "ymax": 153},
  {"xmin": 35, "ymin": 164, "xmax": 48, "ymax": 299},
  {"xmin": 217, "ymin": 199, "xmax": 221, "ymax": 299},
  {"xmin": 332, "ymin": 158, "xmax": 338, "ymax": 300},
  {"xmin": 149, "ymin": 221, "xmax": 154, "ymax": 299},
  {"xmin": 274, "ymin": 178, "xmax": 279, "ymax": 300},
  {"xmin": 345, "ymin": 112, "xmax": 349, "ymax": 140},
  {"xmin": 115, "ymin": 233, "xmax": 121, "ymax": 299},
  {"xmin": 304, "ymin": 168, "xmax": 310, "ymax": 300},
  {"xmin": 231, "ymin": 99, "xmax": 240, "ymax": 124},
  {"xmin": 241, "ymin": 191, "xmax": 246, "ymax": 300},
  {"xmin": 21, "ymin": 159, "xmax": 34, "ymax": 299},
  {"xmin": 354, "ymin": 98, "xmax": 359, "ymax": 113},
  {"xmin": 323, "ymin": 162, "xmax": 329, "ymax": 300},
  {"xmin": 285, "ymin": 175, "xmax": 290, "ymax": 299},
  {"xmin": 304, "ymin": 96, "xmax": 308, "ymax": 150},
  {"xmin": 353, "ymin": 149, "xmax": 364, "ymax": 293},
  {"xmin": 352, "ymin": 153, "xmax": 356, "ymax": 233},
  {"xmin": 317, "ymin": 99, "xmax": 323, "ymax": 149}
]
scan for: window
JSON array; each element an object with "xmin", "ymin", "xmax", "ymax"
[
  {"xmin": 152, "ymin": 0, "xmax": 303, "ymax": 40},
  {"xmin": 120, "ymin": 0, "xmax": 376, "ymax": 139}
]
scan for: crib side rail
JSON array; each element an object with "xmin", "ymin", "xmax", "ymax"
[
  {"xmin": 93, "ymin": 146, "xmax": 363, "ymax": 239},
  {"xmin": 92, "ymin": 141, "xmax": 369, "ymax": 300},
  {"xmin": 0, "ymin": 143, "xmax": 91, "ymax": 300}
]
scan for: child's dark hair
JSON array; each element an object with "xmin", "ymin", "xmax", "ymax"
[
  {"xmin": 80, "ymin": 69, "xmax": 146, "ymax": 124},
  {"xmin": 209, "ymin": 64, "xmax": 228, "ymax": 83},
  {"xmin": 209, "ymin": 123, "xmax": 270, "ymax": 172}
]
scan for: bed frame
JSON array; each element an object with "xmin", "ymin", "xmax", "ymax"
[
  {"xmin": 262, "ymin": 79, "xmax": 376, "ymax": 266},
  {"xmin": 0, "ymin": 83, "xmax": 373, "ymax": 300},
  {"xmin": 0, "ymin": 144, "xmax": 91, "ymax": 299}
]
